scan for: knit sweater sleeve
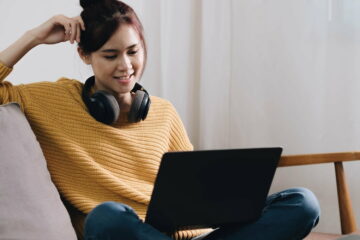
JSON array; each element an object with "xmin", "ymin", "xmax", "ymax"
[
  {"xmin": 167, "ymin": 101, "xmax": 194, "ymax": 152},
  {"xmin": 0, "ymin": 62, "xmax": 25, "ymax": 109}
]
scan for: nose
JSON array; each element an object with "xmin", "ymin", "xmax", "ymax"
[{"xmin": 116, "ymin": 55, "xmax": 132, "ymax": 73}]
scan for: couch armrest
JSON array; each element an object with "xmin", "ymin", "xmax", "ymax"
[{"xmin": 279, "ymin": 152, "xmax": 360, "ymax": 234}]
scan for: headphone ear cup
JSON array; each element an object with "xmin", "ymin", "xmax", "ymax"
[
  {"xmin": 139, "ymin": 92, "xmax": 150, "ymax": 121},
  {"xmin": 128, "ymin": 90, "xmax": 149, "ymax": 123},
  {"xmin": 91, "ymin": 91, "xmax": 120, "ymax": 125}
]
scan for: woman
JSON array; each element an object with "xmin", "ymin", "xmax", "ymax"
[{"xmin": 0, "ymin": 0, "xmax": 320, "ymax": 239}]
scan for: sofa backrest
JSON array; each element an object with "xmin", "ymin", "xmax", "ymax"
[{"xmin": 0, "ymin": 103, "xmax": 77, "ymax": 240}]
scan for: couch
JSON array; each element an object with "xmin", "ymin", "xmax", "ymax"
[
  {"xmin": 1, "ymin": 102, "xmax": 360, "ymax": 240},
  {"xmin": 0, "ymin": 102, "xmax": 77, "ymax": 239}
]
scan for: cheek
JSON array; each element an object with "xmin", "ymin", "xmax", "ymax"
[
  {"xmin": 134, "ymin": 56, "xmax": 145, "ymax": 72},
  {"xmin": 92, "ymin": 60, "xmax": 115, "ymax": 74},
  {"xmin": 134, "ymin": 49, "xmax": 145, "ymax": 69}
]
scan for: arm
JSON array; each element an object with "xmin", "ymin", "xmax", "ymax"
[
  {"xmin": 0, "ymin": 15, "xmax": 85, "ymax": 106},
  {"xmin": 0, "ymin": 15, "xmax": 85, "ymax": 68},
  {"xmin": 0, "ymin": 33, "xmax": 38, "ymax": 68}
]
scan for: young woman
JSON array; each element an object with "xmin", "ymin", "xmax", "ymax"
[{"xmin": 0, "ymin": 0, "xmax": 320, "ymax": 239}]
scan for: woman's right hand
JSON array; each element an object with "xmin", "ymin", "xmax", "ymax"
[
  {"xmin": 0, "ymin": 15, "xmax": 85, "ymax": 67},
  {"xmin": 27, "ymin": 15, "xmax": 85, "ymax": 46}
]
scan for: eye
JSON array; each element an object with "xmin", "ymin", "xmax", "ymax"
[
  {"xmin": 128, "ymin": 50, "xmax": 138, "ymax": 55},
  {"xmin": 104, "ymin": 55, "xmax": 117, "ymax": 60}
]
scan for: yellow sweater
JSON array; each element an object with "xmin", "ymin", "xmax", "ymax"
[{"xmin": 0, "ymin": 62, "xmax": 209, "ymax": 239}]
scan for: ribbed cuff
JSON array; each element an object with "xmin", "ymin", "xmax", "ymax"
[{"xmin": 0, "ymin": 62, "xmax": 13, "ymax": 81}]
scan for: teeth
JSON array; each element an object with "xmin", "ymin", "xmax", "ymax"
[{"xmin": 115, "ymin": 74, "xmax": 133, "ymax": 80}]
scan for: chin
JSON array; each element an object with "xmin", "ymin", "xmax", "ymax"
[{"xmin": 115, "ymin": 84, "xmax": 135, "ymax": 94}]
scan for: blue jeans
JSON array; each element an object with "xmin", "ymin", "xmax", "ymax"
[{"xmin": 84, "ymin": 187, "xmax": 320, "ymax": 240}]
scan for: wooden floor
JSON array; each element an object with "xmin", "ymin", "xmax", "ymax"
[
  {"xmin": 304, "ymin": 232, "xmax": 360, "ymax": 240},
  {"xmin": 304, "ymin": 232, "xmax": 341, "ymax": 240}
]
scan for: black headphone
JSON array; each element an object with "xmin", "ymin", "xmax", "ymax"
[{"xmin": 82, "ymin": 76, "xmax": 151, "ymax": 125}]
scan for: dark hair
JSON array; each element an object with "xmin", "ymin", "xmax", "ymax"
[{"xmin": 79, "ymin": 0, "xmax": 147, "ymax": 63}]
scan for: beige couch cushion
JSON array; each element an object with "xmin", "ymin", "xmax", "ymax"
[{"xmin": 0, "ymin": 103, "xmax": 77, "ymax": 240}]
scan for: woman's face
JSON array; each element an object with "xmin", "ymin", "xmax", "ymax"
[{"xmin": 86, "ymin": 24, "xmax": 145, "ymax": 96}]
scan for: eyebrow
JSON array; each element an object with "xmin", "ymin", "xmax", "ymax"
[{"xmin": 101, "ymin": 44, "xmax": 139, "ymax": 53}]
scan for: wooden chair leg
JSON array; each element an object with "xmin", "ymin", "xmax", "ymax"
[{"xmin": 334, "ymin": 162, "xmax": 357, "ymax": 234}]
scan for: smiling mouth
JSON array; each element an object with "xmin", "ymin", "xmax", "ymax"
[{"xmin": 113, "ymin": 74, "xmax": 134, "ymax": 83}]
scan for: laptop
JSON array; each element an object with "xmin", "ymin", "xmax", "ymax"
[{"xmin": 145, "ymin": 147, "xmax": 283, "ymax": 233}]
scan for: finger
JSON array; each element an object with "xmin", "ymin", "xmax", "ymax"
[
  {"xmin": 63, "ymin": 22, "xmax": 72, "ymax": 40},
  {"xmin": 70, "ymin": 21, "xmax": 77, "ymax": 43},
  {"xmin": 76, "ymin": 24, "xmax": 81, "ymax": 43},
  {"xmin": 79, "ymin": 17, "xmax": 86, "ymax": 31},
  {"xmin": 56, "ymin": 17, "xmax": 70, "ymax": 34},
  {"xmin": 74, "ymin": 16, "xmax": 85, "ymax": 31}
]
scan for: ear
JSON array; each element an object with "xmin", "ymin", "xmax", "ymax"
[{"xmin": 77, "ymin": 47, "xmax": 91, "ymax": 65}]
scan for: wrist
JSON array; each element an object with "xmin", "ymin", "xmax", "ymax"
[
  {"xmin": 23, "ymin": 30, "xmax": 41, "ymax": 48},
  {"xmin": 0, "ymin": 30, "xmax": 40, "ymax": 67}
]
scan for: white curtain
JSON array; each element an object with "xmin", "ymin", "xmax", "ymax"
[
  {"xmin": 133, "ymin": 0, "xmax": 360, "ymax": 152},
  {"xmin": 2, "ymin": 0, "xmax": 360, "ymax": 234}
]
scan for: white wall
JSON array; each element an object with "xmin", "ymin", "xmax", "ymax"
[
  {"xmin": 1, "ymin": 0, "xmax": 360, "ymax": 234},
  {"xmin": 0, "ymin": 0, "xmax": 85, "ymax": 83}
]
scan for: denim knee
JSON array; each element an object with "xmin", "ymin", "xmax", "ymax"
[
  {"xmin": 286, "ymin": 187, "xmax": 320, "ymax": 226},
  {"xmin": 84, "ymin": 201, "xmax": 140, "ymax": 239}
]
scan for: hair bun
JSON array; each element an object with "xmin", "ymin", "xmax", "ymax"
[{"xmin": 80, "ymin": 0, "xmax": 103, "ymax": 9}]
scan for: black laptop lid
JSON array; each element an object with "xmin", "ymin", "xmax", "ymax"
[{"xmin": 145, "ymin": 147, "xmax": 282, "ymax": 233}]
